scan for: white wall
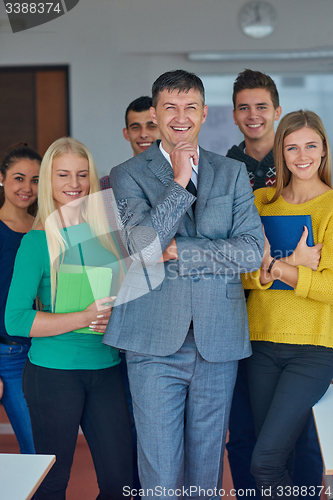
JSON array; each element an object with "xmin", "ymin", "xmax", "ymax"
[{"xmin": 1, "ymin": 0, "xmax": 333, "ymax": 175}]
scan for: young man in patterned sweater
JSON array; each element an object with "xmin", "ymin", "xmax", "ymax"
[
  {"xmin": 226, "ymin": 69, "xmax": 280, "ymax": 190},
  {"xmin": 226, "ymin": 69, "xmax": 323, "ymax": 500}
]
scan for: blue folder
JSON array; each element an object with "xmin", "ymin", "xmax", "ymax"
[{"xmin": 260, "ymin": 215, "xmax": 314, "ymax": 290}]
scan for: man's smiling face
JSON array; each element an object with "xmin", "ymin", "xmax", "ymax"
[
  {"xmin": 233, "ymin": 88, "xmax": 281, "ymax": 143},
  {"xmin": 123, "ymin": 109, "xmax": 160, "ymax": 156},
  {"xmin": 150, "ymin": 88, "xmax": 208, "ymax": 153}
]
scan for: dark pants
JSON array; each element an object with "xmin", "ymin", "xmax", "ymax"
[
  {"xmin": 247, "ymin": 341, "xmax": 333, "ymax": 500},
  {"xmin": 227, "ymin": 359, "xmax": 323, "ymax": 499},
  {"xmin": 119, "ymin": 351, "xmax": 141, "ymax": 490},
  {"xmin": 23, "ymin": 360, "xmax": 133, "ymax": 500},
  {"xmin": 227, "ymin": 358, "xmax": 258, "ymax": 496}
]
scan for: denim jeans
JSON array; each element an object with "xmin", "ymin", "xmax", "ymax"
[
  {"xmin": 247, "ymin": 341, "xmax": 333, "ymax": 500},
  {"xmin": 0, "ymin": 343, "xmax": 35, "ymax": 454}
]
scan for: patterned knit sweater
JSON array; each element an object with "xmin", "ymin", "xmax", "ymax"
[
  {"xmin": 242, "ymin": 187, "xmax": 333, "ymax": 348},
  {"xmin": 226, "ymin": 141, "xmax": 275, "ymax": 190}
]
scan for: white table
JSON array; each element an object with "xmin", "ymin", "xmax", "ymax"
[
  {"xmin": 0, "ymin": 453, "xmax": 55, "ymax": 500},
  {"xmin": 312, "ymin": 384, "xmax": 333, "ymax": 475}
]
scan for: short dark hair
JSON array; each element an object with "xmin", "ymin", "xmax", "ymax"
[
  {"xmin": 152, "ymin": 70, "xmax": 205, "ymax": 108},
  {"xmin": 125, "ymin": 96, "xmax": 153, "ymax": 128},
  {"xmin": 232, "ymin": 69, "xmax": 279, "ymax": 109}
]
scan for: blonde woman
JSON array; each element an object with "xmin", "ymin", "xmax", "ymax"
[
  {"xmin": 242, "ymin": 111, "xmax": 333, "ymax": 500},
  {"xmin": 5, "ymin": 138, "xmax": 132, "ymax": 500}
]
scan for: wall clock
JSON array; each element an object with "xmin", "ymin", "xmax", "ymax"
[{"xmin": 239, "ymin": 1, "xmax": 277, "ymax": 39}]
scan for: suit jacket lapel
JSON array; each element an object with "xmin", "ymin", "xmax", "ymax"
[
  {"xmin": 146, "ymin": 142, "xmax": 174, "ymax": 187},
  {"xmin": 195, "ymin": 148, "xmax": 214, "ymax": 222},
  {"xmin": 146, "ymin": 142, "xmax": 195, "ymax": 221}
]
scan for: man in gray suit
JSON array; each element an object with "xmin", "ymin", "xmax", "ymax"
[{"xmin": 103, "ymin": 70, "xmax": 264, "ymax": 499}]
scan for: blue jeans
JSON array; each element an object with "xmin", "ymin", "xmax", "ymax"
[
  {"xmin": 247, "ymin": 341, "xmax": 333, "ymax": 500},
  {"xmin": 0, "ymin": 343, "xmax": 35, "ymax": 454}
]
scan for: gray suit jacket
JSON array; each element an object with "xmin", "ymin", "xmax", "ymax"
[{"xmin": 103, "ymin": 141, "xmax": 264, "ymax": 362}]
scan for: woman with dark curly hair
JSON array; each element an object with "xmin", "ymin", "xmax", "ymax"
[{"xmin": 0, "ymin": 142, "xmax": 41, "ymax": 454}]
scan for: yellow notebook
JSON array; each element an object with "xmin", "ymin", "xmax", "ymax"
[{"xmin": 55, "ymin": 264, "xmax": 112, "ymax": 334}]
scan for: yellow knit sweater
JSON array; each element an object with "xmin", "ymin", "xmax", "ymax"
[{"xmin": 242, "ymin": 187, "xmax": 333, "ymax": 348}]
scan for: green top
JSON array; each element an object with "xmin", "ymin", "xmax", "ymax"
[{"xmin": 5, "ymin": 223, "xmax": 120, "ymax": 370}]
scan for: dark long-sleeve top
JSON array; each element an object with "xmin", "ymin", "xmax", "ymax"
[
  {"xmin": 0, "ymin": 220, "xmax": 31, "ymax": 345},
  {"xmin": 226, "ymin": 141, "xmax": 275, "ymax": 190}
]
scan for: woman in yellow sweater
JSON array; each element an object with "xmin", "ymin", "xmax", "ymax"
[{"xmin": 242, "ymin": 110, "xmax": 333, "ymax": 500}]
